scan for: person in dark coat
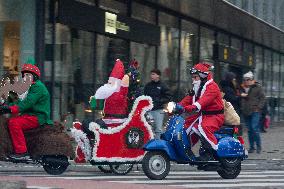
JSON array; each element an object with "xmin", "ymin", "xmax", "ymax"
[
  {"xmin": 220, "ymin": 72, "xmax": 241, "ymax": 114},
  {"xmin": 144, "ymin": 69, "xmax": 172, "ymax": 139}
]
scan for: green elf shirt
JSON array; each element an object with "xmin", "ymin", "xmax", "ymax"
[{"xmin": 10, "ymin": 80, "xmax": 53, "ymax": 126}]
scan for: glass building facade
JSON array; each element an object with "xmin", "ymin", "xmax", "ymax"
[{"xmin": 1, "ymin": 0, "xmax": 284, "ymax": 126}]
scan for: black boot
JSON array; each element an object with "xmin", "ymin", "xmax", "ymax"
[{"xmin": 196, "ymin": 137, "xmax": 215, "ymax": 161}]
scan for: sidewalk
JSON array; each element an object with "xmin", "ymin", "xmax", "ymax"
[{"xmin": 242, "ymin": 121, "xmax": 284, "ymax": 160}]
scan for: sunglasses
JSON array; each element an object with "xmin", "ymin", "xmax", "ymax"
[{"xmin": 244, "ymin": 78, "xmax": 252, "ymax": 81}]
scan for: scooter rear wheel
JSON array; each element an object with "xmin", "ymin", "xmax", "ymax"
[
  {"xmin": 97, "ymin": 165, "xmax": 112, "ymax": 173},
  {"xmin": 217, "ymin": 158, "xmax": 241, "ymax": 179},
  {"xmin": 42, "ymin": 155, "xmax": 69, "ymax": 175},
  {"xmin": 142, "ymin": 151, "xmax": 170, "ymax": 180}
]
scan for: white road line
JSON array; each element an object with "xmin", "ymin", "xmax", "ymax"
[
  {"xmin": 110, "ymin": 178, "xmax": 284, "ymax": 184},
  {"xmin": 46, "ymin": 174, "xmax": 284, "ymax": 180},
  {"xmin": 178, "ymin": 183, "xmax": 284, "ymax": 188},
  {"xmin": 27, "ymin": 186, "xmax": 56, "ymax": 189}
]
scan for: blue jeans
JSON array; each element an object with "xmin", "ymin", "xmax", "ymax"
[
  {"xmin": 149, "ymin": 109, "xmax": 165, "ymax": 139},
  {"xmin": 244, "ymin": 112, "xmax": 261, "ymax": 150}
]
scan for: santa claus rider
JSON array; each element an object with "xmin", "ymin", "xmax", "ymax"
[
  {"xmin": 82, "ymin": 59, "xmax": 129, "ymax": 134},
  {"xmin": 178, "ymin": 62, "xmax": 224, "ymax": 161}
]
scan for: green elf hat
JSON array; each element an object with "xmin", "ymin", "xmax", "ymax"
[{"xmin": 21, "ymin": 57, "xmax": 41, "ymax": 77}]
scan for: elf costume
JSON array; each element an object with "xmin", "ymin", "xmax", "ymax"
[{"xmin": 0, "ymin": 58, "xmax": 52, "ymax": 160}]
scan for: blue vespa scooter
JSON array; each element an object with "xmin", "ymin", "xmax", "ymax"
[{"xmin": 142, "ymin": 102, "xmax": 248, "ymax": 180}]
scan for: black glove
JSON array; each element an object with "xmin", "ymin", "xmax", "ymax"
[{"xmin": 0, "ymin": 106, "xmax": 11, "ymax": 115}]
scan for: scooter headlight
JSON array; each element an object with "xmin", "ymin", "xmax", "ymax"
[{"xmin": 166, "ymin": 102, "xmax": 176, "ymax": 113}]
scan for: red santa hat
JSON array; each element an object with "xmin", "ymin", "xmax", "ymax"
[
  {"xmin": 191, "ymin": 62, "xmax": 214, "ymax": 79},
  {"xmin": 109, "ymin": 59, "xmax": 125, "ymax": 81}
]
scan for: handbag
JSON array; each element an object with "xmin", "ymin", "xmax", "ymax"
[
  {"xmin": 223, "ymin": 99, "xmax": 240, "ymax": 125},
  {"xmin": 264, "ymin": 115, "xmax": 271, "ymax": 129}
]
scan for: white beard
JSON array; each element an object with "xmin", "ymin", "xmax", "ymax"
[
  {"xmin": 192, "ymin": 80, "xmax": 201, "ymax": 95},
  {"xmin": 95, "ymin": 82, "xmax": 120, "ymax": 99}
]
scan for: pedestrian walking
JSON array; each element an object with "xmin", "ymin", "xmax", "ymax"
[
  {"xmin": 220, "ymin": 72, "xmax": 241, "ymax": 114},
  {"xmin": 240, "ymin": 71, "xmax": 265, "ymax": 154},
  {"xmin": 144, "ymin": 69, "xmax": 172, "ymax": 139}
]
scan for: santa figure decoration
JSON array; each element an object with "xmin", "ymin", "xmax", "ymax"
[{"xmin": 90, "ymin": 59, "xmax": 129, "ymax": 127}]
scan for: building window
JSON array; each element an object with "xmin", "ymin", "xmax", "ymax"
[
  {"xmin": 45, "ymin": 23, "xmax": 96, "ymax": 122},
  {"xmin": 180, "ymin": 20, "xmax": 198, "ymax": 96},
  {"xmin": 0, "ymin": 0, "xmax": 36, "ymax": 77},
  {"xmin": 271, "ymin": 53, "xmax": 280, "ymax": 121},
  {"xmin": 200, "ymin": 27, "xmax": 214, "ymax": 64},
  {"xmin": 280, "ymin": 55, "xmax": 284, "ymax": 120},
  {"xmin": 158, "ymin": 12, "xmax": 179, "ymax": 100},
  {"xmin": 263, "ymin": 50, "xmax": 272, "ymax": 97},
  {"xmin": 130, "ymin": 42, "xmax": 156, "ymax": 85},
  {"xmin": 254, "ymin": 46, "xmax": 263, "ymax": 85}
]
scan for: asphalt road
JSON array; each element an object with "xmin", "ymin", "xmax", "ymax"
[{"xmin": 0, "ymin": 159, "xmax": 284, "ymax": 189}]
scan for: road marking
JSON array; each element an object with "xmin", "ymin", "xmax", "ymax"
[
  {"xmin": 178, "ymin": 183, "xmax": 284, "ymax": 188},
  {"xmin": 111, "ymin": 178, "xmax": 284, "ymax": 184}
]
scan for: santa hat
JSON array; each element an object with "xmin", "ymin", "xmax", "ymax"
[
  {"xmin": 21, "ymin": 57, "xmax": 41, "ymax": 77},
  {"xmin": 109, "ymin": 59, "xmax": 125, "ymax": 81},
  {"xmin": 191, "ymin": 62, "xmax": 214, "ymax": 78}
]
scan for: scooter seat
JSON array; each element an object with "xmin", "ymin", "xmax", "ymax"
[{"xmin": 214, "ymin": 125, "xmax": 234, "ymax": 135}]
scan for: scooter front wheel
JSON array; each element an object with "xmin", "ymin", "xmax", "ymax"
[
  {"xmin": 110, "ymin": 163, "xmax": 134, "ymax": 175},
  {"xmin": 142, "ymin": 151, "xmax": 170, "ymax": 180}
]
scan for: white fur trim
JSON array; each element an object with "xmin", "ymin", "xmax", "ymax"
[
  {"xmin": 70, "ymin": 128, "xmax": 91, "ymax": 161},
  {"xmin": 193, "ymin": 79, "xmax": 212, "ymax": 103},
  {"xmin": 197, "ymin": 115, "xmax": 218, "ymax": 150},
  {"xmin": 200, "ymin": 79, "xmax": 213, "ymax": 97},
  {"xmin": 193, "ymin": 102, "xmax": 201, "ymax": 111},
  {"xmin": 102, "ymin": 118, "xmax": 127, "ymax": 124},
  {"xmin": 186, "ymin": 117, "xmax": 199, "ymax": 135},
  {"xmin": 88, "ymin": 95, "xmax": 154, "ymax": 162}
]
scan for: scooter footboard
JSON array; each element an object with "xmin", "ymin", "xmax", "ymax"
[
  {"xmin": 217, "ymin": 137, "xmax": 246, "ymax": 158},
  {"xmin": 143, "ymin": 139, "xmax": 179, "ymax": 161}
]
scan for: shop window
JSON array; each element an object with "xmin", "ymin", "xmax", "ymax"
[
  {"xmin": 130, "ymin": 42, "xmax": 155, "ymax": 85},
  {"xmin": 158, "ymin": 12, "xmax": 179, "ymax": 100},
  {"xmin": 96, "ymin": 35, "xmax": 129, "ymax": 86},
  {"xmin": 180, "ymin": 20, "xmax": 198, "ymax": 96},
  {"xmin": 0, "ymin": 0, "xmax": 35, "ymax": 77},
  {"xmin": 271, "ymin": 53, "xmax": 280, "ymax": 121},
  {"xmin": 2, "ymin": 22, "xmax": 20, "ymax": 76},
  {"xmin": 254, "ymin": 46, "xmax": 263, "ymax": 85},
  {"xmin": 132, "ymin": 2, "xmax": 155, "ymax": 24},
  {"xmin": 280, "ymin": 55, "xmax": 284, "ymax": 120},
  {"xmin": 44, "ymin": 23, "xmax": 96, "ymax": 122},
  {"xmin": 263, "ymin": 50, "xmax": 272, "ymax": 97},
  {"xmin": 200, "ymin": 27, "xmax": 214, "ymax": 63}
]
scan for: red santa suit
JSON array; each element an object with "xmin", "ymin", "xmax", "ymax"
[
  {"xmin": 179, "ymin": 63, "xmax": 224, "ymax": 150},
  {"xmin": 99, "ymin": 60, "xmax": 129, "ymax": 127}
]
